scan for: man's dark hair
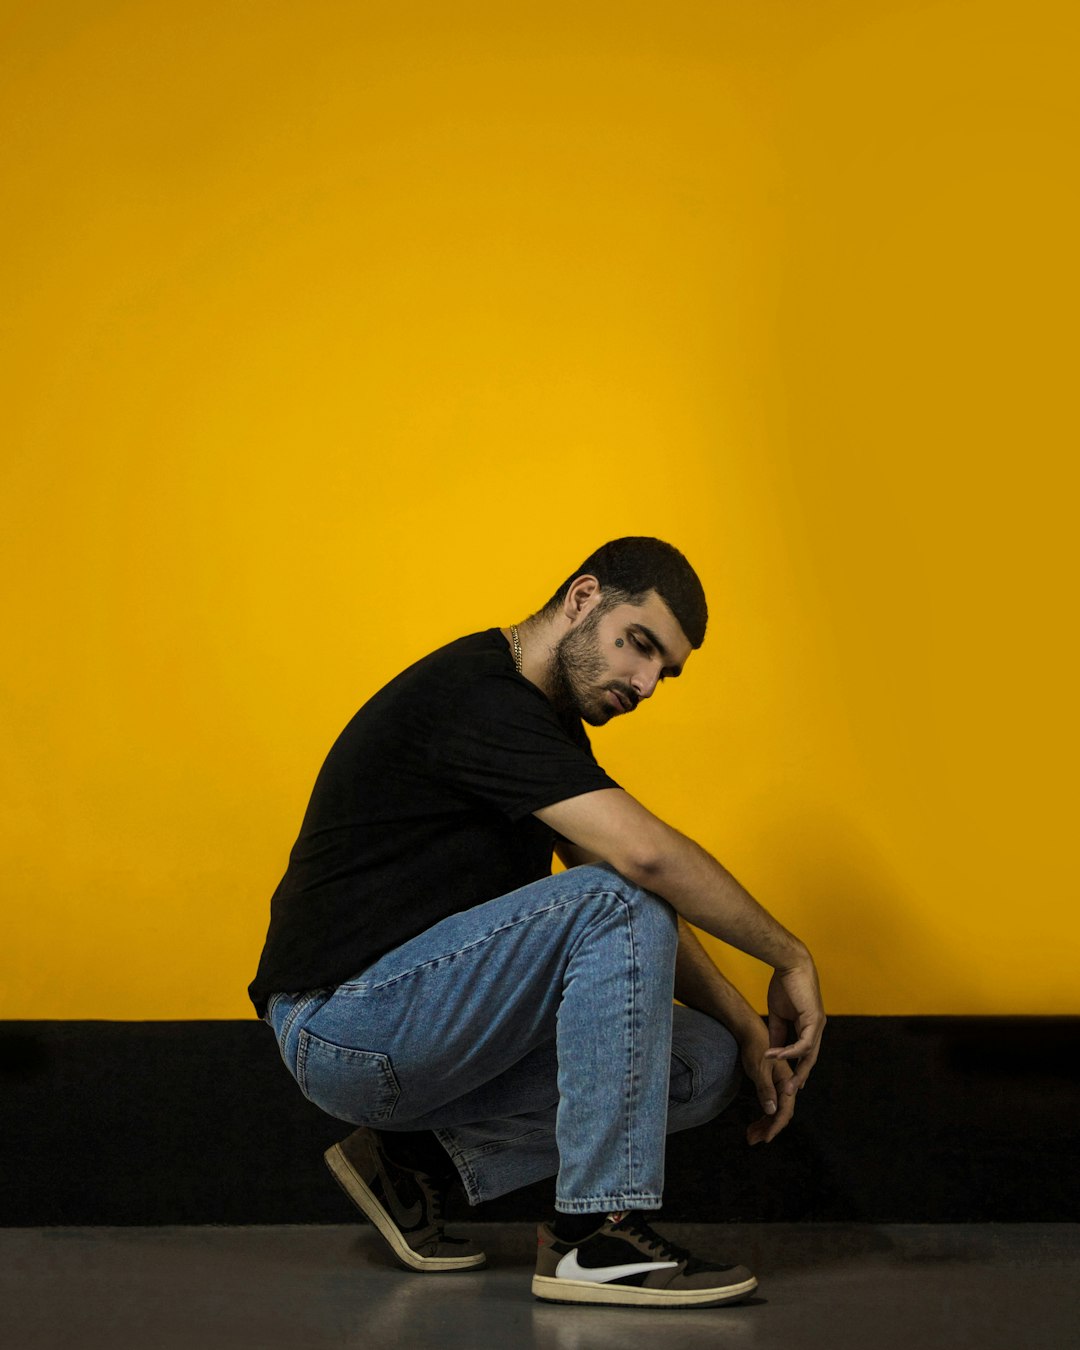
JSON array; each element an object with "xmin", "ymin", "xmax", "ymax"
[{"xmin": 539, "ymin": 537, "xmax": 708, "ymax": 648}]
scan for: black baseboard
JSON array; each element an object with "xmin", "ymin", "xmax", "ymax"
[{"xmin": 2, "ymin": 1017, "xmax": 1077, "ymax": 1225}]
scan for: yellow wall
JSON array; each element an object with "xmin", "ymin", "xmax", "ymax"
[{"xmin": 4, "ymin": 1, "xmax": 1077, "ymax": 1018}]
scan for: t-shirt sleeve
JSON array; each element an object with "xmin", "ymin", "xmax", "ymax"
[{"xmin": 429, "ymin": 673, "xmax": 620, "ymax": 820}]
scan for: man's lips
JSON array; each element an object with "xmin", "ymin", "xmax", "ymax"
[{"xmin": 607, "ymin": 688, "xmax": 634, "ymax": 713}]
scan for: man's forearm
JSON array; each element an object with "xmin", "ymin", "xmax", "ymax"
[
  {"xmin": 636, "ymin": 826, "xmax": 807, "ymax": 972},
  {"xmin": 674, "ymin": 918, "xmax": 763, "ymax": 1043},
  {"xmin": 536, "ymin": 789, "xmax": 825, "ymax": 1086},
  {"xmin": 538, "ymin": 789, "xmax": 810, "ymax": 971}
]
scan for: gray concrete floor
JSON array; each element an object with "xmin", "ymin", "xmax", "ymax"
[{"xmin": 2, "ymin": 1222, "xmax": 1076, "ymax": 1350}]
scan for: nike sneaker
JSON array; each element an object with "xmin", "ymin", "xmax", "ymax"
[
  {"xmin": 324, "ymin": 1127, "xmax": 486, "ymax": 1272},
  {"xmin": 532, "ymin": 1211, "xmax": 757, "ymax": 1308}
]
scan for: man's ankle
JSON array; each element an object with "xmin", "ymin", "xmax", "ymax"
[
  {"xmin": 376, "ymin": 1129, "xmax": 456, "ymax": 1181},
  {"xmin": 550, "ymin": 1211, "xmax": 612, "ymax": 1242}
]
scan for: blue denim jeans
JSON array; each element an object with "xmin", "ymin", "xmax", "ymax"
[{"xmin": 265, "ymin": 865, "xmax": 741, "ymax": 1213}]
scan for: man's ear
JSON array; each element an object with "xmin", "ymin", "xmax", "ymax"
[{"xmin": 562, "ymin": 574, "xmax": 602, "ymax": 622}]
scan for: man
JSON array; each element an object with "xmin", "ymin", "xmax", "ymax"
[{"xmin": 249, "ymin": 537, "xmax": 825, "ymax": 1309}]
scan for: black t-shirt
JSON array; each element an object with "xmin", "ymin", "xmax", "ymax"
[{"xmin": 247, "ymin": 628, "xmax": 620, "ymax": 1015}]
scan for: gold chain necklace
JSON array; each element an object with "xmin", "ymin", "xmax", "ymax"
[{"xmin": 509, "ymin": 624, "xmax": 523, "ymax": 674}]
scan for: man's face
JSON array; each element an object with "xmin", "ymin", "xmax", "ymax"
[{"xmin": 551, "ymin": 590, "xmax": 694, "ymax": 726}]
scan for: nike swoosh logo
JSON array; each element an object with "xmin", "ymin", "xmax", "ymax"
[
  {"xmin": 374, "ymin": 1160, "xmax": 423, "ymax": 1227},
  {"xmin": 555, "ymin": 1249, "xmax": 679, "ymax": 1284}
]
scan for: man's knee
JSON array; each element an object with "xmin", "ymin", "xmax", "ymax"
[{"xmin": 568, "ymin": 863, "xmax": 677, "ymax": 942}]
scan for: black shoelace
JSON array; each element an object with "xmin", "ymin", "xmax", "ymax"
[{"xmin": 611, "ymin": 1212, "xmax": 712, "ymax": 1272}]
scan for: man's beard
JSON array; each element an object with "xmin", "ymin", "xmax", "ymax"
[{"xmin": 550, "ymin": 608, "xmax": 623, "ymax": 727}]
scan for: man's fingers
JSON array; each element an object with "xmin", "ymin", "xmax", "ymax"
[
  {"xmin": 751, "ymin": 1064, "xmax": 778, "ymax": 1117},
  {"xmin": 784, "ymin": 1044, "xmax": 821, "ymax": 1093},
  {"xmin": 764, "ymin": 1030, "xmax": 813, "ymax": 1060},
  {"xmin": 747, "ymin": 1069, "xmax": 797, "ymax": 1144},
  {"xmin": 765, "ymin": 1015, "xmax": 824, "ymax": 1061},
  {"xmin": 766, "ymin": 962, "xmax": 826, "ymax": 1090},
  {"xmin": 762, "ymin": 1093, "xmax": 796, "ymax": 1141},
  {"xmin": 774, "ymin": 1040, "xmax": 822, "ymax": 1094},
  {"xmin": 764, "ymin": 1022, "xmax": 824, "ymax": 1091}
]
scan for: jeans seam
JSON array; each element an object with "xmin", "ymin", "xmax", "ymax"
[
  {"xmin": 448, "ymin": 1126, "xmax": 552, "ymax": 1162},
  {"xmin": 277, "ymin": 989, "xmax": 327, "ymax": 1058},
  {"xmin": 626, "ymin": 895, "xmax": 638, "ymax": 1194}
]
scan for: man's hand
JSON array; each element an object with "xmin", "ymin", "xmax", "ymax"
[
  {"xmin": 741, "ymin": 1020, "xmax": 797, "ymax": 1144},
  {"xmin": 764, "ymin": 958, "xmax": 826, "ymax": 1095}
]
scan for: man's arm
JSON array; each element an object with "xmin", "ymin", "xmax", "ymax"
[
  {"xmin": 675, "ymin": 918, "xmax": 797, "ymax": 1143},
  {"xmin": 536, "ymin": 787, "xmax": 826, "ymax": 1094},
  {"xmin": 554, "ymin": 838, "xmax": 604, "ymax": 870},
  {"xmin": 674, "ymin": 916, "xmax": 761, "ymax": 1041}
]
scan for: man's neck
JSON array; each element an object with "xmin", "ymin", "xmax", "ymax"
[{"xmin": 501, "ymin": 618, "xmax": 559, "ymax": 699}]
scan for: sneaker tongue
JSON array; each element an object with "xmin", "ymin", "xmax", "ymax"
[{"xmin": 609, "ymin": 1212, "xmax": 674, "ymax": 1253}]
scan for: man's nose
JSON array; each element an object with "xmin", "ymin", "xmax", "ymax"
[{"xmin": 630, "ymin": 667, "xmax": 661, "ymax": 701}]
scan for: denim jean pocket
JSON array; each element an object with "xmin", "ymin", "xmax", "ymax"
[
  {"xmin": 295, "ymin": 1028, "xmax": 402, "ymax": 1124},
  {"xmin": 669, "ymin": 1046, "xmax": 699, "ymax": 1104}
]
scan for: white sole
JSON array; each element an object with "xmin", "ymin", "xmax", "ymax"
[
  {"xmin": 323, "ymin": 1142, "xmax": 486, "ymax": 1272},
  {"xmin": 531, "ymin": 1272, "xmax": 758, "ymax": 1307}
]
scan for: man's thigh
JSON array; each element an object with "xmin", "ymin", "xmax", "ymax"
[{"xmin": 273, "ymin": 864, "xmax": 676, "ymax": 1127}]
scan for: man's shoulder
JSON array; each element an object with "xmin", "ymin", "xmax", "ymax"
[
  {"xmin": 427, "ymin": 628, "xmax": 510, "ymax": 670},
  {"xmin": 431, "ymin": 636, "xmax": 593, "ymax": 750},
  {"xmin": 361, "ymin": 629, "xmax": 518, "ymax": 716},
  {"xmin": 363, "ymin": 629, "xmax": 582, "ymax": 745},
  {"xmin": 398, "ymin": 628, "xmax": 515, "ymax": 691}
]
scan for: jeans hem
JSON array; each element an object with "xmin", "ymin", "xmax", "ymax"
[
  {"xmin": 554, "ymin": 1195, "xmax": 663, "ymax": 1213},
  {"xmin": 435, "ymin": 1129, "xmax": 484, "ymax": 1207}
]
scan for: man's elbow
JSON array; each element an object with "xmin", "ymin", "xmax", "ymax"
[
  {"xmin": 609, "ymin": 814, "xmax": 702, "ymax": 893},
  {"xmin": 551, "ymin": 795, "xmax": 687, "ymax": 892},
  {"xmin": 608, "ymin": 836, "xmax": 674, "ymax": 890}
]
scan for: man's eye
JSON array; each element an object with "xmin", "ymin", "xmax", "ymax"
[{"xmin": 630, "ymin": 634, "xmax": 647, "ymax": 653}]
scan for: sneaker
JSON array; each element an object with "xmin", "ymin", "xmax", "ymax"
[
  {"xmin": 532, "ymin": 1211, "xmax": 757, "ymax": 1308},
  {"xmin": 324, "ymin": 1127, "xmax": 486, "ymax": 1272}
]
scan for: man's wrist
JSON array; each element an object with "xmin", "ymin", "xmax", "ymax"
[
  {"xmin": 773, "ymin": 935, "xmax": 811, "ymax": 973},
  {"xmin": 735, "ymin": 1012, "xmax": 768, "ymax": 1049}
]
